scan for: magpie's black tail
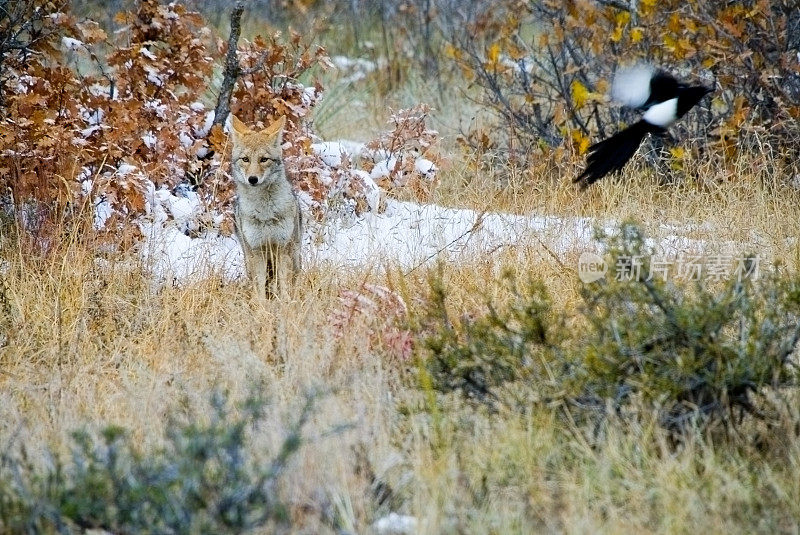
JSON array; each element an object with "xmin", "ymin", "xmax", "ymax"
[{"xmin": 574, "ymin": 120, "xmax": 656, "ymax": 189}]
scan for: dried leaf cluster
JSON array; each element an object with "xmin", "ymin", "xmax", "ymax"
[
  {"xmin": 0, "ymin": 1, "xmax": 440, "ymax": 243},
  {"xmin": 332, "ymin": 282, "xmax": 413, "ymax": 361}
]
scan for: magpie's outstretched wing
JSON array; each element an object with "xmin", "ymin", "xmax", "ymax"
[{"xmin": 574, "ymin": 121, "xmax": 662, "ymax": 189}]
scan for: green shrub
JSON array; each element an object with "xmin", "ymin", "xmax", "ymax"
[
  {"xmin": 0, "ymin": 391, "xmax": 314, "ymax": 534},
  {"xmin": 419, "ymin": 270, "xmax": 563, "ymax": 409},
  {"xmin": 415, "ymin": 223, "xmax": 800, "ymax": 435},
  {"xmin": 575, "ymin": 225, "xmax": 800, "ymax": 432}
]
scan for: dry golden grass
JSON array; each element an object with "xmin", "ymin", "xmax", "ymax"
[
  {"xmin": 3, "ymin": 66, "xmax": 800, "ymax": 532},
  {"xmin": 0, "ymin": 230, "xmax": 401, "ymax": 530},
  {"xmin": 4, "ymin": 147, "xmax": 800, "ymax": 532}
]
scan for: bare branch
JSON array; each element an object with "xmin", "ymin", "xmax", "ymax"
[
  {"xmin": 212, "ymin": 1, "xmax": 245, "ymax": 128},
  {"xmin": 593, "ymin": 0, "xmax": 632, "ymax": 12}
]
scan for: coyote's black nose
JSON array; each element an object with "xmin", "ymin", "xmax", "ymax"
[{"xmin": 248, "ymin": 176, "xmax": 258, "ymax": 185}]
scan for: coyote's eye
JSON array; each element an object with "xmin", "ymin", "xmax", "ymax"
[
  {"xmin": 260, "ymin": 156, "xmax": 270, "ymax": 163},
  {"xmin": 241, "ymin": 156, "xmax": 250, "ymax": 163}
]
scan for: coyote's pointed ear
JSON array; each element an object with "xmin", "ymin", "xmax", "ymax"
[
  {"xmin": 230, "ymin": 114, "xmax": 251, "ymax": 137},
  {"xmin": 263, "ymin": 115, "xmax": 287, "ymax": 143}
]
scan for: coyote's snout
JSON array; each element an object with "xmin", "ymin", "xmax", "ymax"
[{"xmin": 230, "ymin": 114, "xmax": 302, "ymax": 298}]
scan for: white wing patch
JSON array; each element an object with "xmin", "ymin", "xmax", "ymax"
[
  {"xmin": 611, "ymin": 64, "xmax": 656, "ymax": 108},
  {"xmin": 642, "ymin": 98, "xmax": 678, "ymax": 127}
]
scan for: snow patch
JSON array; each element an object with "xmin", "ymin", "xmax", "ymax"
[
  {"xmin": 331, "ymin": 55, "xmax": 377, "ymax": 84},
  {"xmin": 308, "ymin": 200, "xmax": 605, "ymax": 270},
  {"xmin": 144, "ymin": 65, "xmax": 166, "ymax": 86},
  {"xmin": 142, "ymin": 131, "xmax": 157, "ymax": 149},
  {"xmin": 145, "ymin": 99, "xmax": 168, "ymax": 119},
  {"xmin": 311, "ymin": 141, "xmax": 365, "ymax": 167},
  {"xmin": 372, "ymin": 513, "xmax": 418, "ymax": 535},
  {"xmin": 355, "ymin": 170, "xmax": 381, "ymax": 212},
  {"xmin": 370, "ymin": 158, "xmax": 398, "ymax": 180},
  {"xmin": 61, "ymin": 37, "xmax": 83, "ymax": 51},
  {"xmin": 81, "ymin": 125, "xmax": 102, "ymax": 138},
  {"xmin": 193, "ymin": 110, "xmax": 215, "ymax": 138},
  {"xmin": 125, "ymin": 189, "xmax": 744, "ymax": 287},
  {"xmin": 138, "ymin": 184, "xmax": 242, "ymax": 285},
  {"xmin": 118, "ymin": 173, "xmax": 755, "ymax": 289},
  {"xmin": 415, "ymin": 158, "xmax": 436, "ymax": 177},
  {"xmin": 139, "ymin": 47, "xmax": 158, "ymax": 61},
  {"xmin": 94, "ymin": 197, "xmax": 112, "ymax": 229},
  {"xmin": 139, "ymin": 222, "xmax": 243, "ymax": 285},
  {"xmin": 179, "ymin": 130, "xmax": 194, "ymax": 148},
  {"xmin": 117, "ymin": 164, "xmax": 138, "ymax": 176}
]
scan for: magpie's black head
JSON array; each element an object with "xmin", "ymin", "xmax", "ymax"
[
  {"xmin": 647, "ymin": 70, "xmax": 680, "ymax": 105},
  {"xmin": 676, "ymin": 85, "xmax": 713, "ymax": 118}
]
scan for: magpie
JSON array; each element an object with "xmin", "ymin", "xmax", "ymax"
[{"xmin": 575, "ymin": 65, "xmax": 713, "ymax": 189}]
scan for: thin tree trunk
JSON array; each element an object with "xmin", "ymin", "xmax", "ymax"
[{"xmin": 213, "ymin": 1, "xmax": 245, "ymax": 127}]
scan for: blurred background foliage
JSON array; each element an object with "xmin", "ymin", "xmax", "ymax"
[
  {"xmin": 2, "ymin": 0, "xmax": 799, "ymax": 229},
  {"xmin": 146, "ymin": 1, "xmax": 797, "ymax": 175}
]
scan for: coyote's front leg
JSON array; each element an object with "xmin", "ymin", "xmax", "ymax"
[{"xmin": 248, "ymin": 247, "xmax": 272, "ymax": 299}]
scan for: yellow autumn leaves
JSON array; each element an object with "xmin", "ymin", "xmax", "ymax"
[
  {"xmin": 610, "ymin": 11, "xmax": 630, "ymax": 42},
  {"xmin": 487, "ymin": 42, "xmax": 501, "ymax": 64},
  {"xmin": 571, "ymin": 80, "xmax": 589, "ymax": 109},
  {"xmin": 569, "ymin": 79, "xmax": 591, "ymax": 154},
  {"xmin": 570, "ymin": 79, "xmax": 608, "ymax": 110},
  {"xmin": 571, "ymin": 129, "xmax": 591, "ymax": 155},
  {"xmin": 570, "ymin": 80, "xmax": 606, "ymax": 154},
  {"xmin": 605, "ymin": 0, "xmax": 658, "ymax": 45}
]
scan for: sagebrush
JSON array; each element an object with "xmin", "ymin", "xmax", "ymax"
[{"xmin": 415, "ymin": 223, "xmax": 800, "ymax": 436}]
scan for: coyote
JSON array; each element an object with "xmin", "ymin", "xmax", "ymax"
[{"xmin": 230, "ymin": 114, "xmax": 302, "ymax": 297}]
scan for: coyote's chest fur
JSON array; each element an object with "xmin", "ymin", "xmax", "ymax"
[{"xmin": 235, "ymin": 184, "xmax": 298, "ymax": 249}]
